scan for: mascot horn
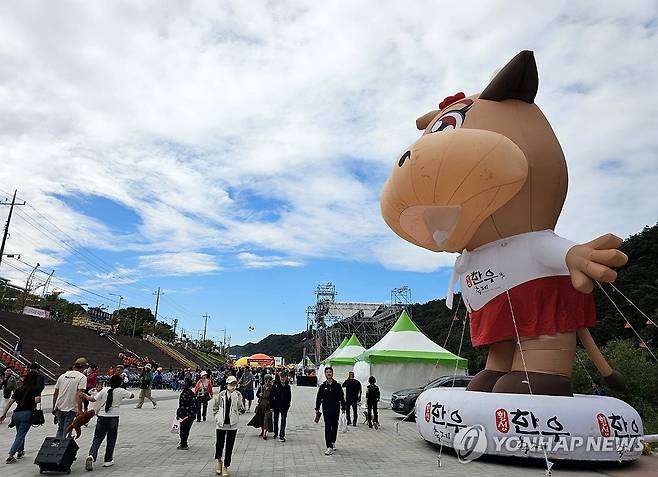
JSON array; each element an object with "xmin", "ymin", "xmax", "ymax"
[{"xmin": 380, "ymin": 50, "xmax": 627, "ymax": 397}]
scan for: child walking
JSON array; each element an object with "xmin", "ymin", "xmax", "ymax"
[
  {"xmin": 365, "ymin": 376, "xmax": 380, "ymax": 429},
  {"xmin": 212, "ymin": 375, "xmax": 245, "ymax": 476},
  {"xmin": 85, "ymin": 375, "xmax": 134, "ymax": 470}
]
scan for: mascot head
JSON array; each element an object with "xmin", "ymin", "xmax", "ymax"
[{"xmin": 381, "ymin": 50, "xmax": 567, "ymax": 253}]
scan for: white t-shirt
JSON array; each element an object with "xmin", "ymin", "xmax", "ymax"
[
  {"xmin": 94, "ymin": 387, "xmax": 133, "ymax": 417},
  {"xmin": 55, "ymin": 370, "xmax": 87, "ymax": 412},
  {"xmin": 455, "ymin": 230, "xmax": 574, "ymax": 311}
]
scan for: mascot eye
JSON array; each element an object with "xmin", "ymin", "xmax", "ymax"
[{"xmin": 430, "ymin": 110, "xmax": 465, "ymax": 133}]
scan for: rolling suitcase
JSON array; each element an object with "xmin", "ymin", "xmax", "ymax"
[{"xmin": 34, "ymin": 437, "xmax": 79, "ymax": 474}]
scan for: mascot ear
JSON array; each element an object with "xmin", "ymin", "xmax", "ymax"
[
  {"xmin": 416, "ymin": 110, "xmax": 439, "ymax": 130},
  {"xmin": 480, "ymin": 50, "xmax": 538, "ymax": 103}
]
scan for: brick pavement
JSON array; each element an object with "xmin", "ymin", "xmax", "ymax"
[{"xmin": 0, "ymin": 384, "xmax": 653, "ymax": 476}]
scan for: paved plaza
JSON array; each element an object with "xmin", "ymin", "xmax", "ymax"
[{"xmin": 0, "ymin": 385, "xmax": 655, "ymax": 477}]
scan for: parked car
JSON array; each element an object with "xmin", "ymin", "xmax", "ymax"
[{"xmin": 391, "ymin": 375, "xmax": 473, "ymax": 418}]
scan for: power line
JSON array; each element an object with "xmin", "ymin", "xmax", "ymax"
[
  {"xmin": 0, "ymin": 187, "xmax": 206, "ymax": 323},
  {"xmin": 1, "ymin": 261, "xmax": 105, "ymax": 307}
]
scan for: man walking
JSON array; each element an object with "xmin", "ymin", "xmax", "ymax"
[
  {"xmin": 342, "ymin": 371, "xmax": 361, "ymax": 426},
  {"xmin": 315, "ymin": 367, "xmax": 345, "ymax": 455},
  {"xmin": 135, "ymin": 364, "xmax": 157, "ymax": 409},
  {"xmin": 271, "ymin": 371, "xmax": 291, "ymax": 442},
  {"xmin": 53, "ymin": 357, "xmax": 88, "ymax": 438}
]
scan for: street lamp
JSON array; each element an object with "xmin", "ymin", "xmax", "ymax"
[{"xmin": 108, "ymin": 293, "xmax": 124, "ymax": 311}]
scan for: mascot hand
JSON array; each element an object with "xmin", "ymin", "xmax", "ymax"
[{"xmin": 566, "ymin": 234, "xmax": 628, "ymax": 293}]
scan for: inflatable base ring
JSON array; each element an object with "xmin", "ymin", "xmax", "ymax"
[{"xmin": 416, "ymin": 388, "xmax": 644, "ymax": 462}]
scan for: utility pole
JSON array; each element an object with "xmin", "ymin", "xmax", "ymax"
[
  {"xmin": 172, "ymin": 318, "xmax": 178, "ymax": 336},
  {"xmin": 152, "ymin": 287, "xmax": 161, "ymax": 336},
  {"xmin": 202, "ymin": 313, "xmax": 210, "ymax": 343},
  {"xmin": 0, "ymin": 190, "xmax": 26, "ymax": 270},
  {"xmin": 132, "ymin": 309, "xmax": 138, "ymax": 338}
]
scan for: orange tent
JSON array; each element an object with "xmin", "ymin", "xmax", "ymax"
[{"xmin": 248, "ymin": 353, "xmax": 274, "ymax": 366}]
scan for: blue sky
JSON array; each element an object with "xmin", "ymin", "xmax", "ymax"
[{"xmin": 0, "ymin": 1, "xmax": 657, "ymax": 346}]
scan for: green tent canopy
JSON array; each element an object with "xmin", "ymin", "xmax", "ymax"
[
  {"xmin": 325, "ymin": 333, "xmax": 365, "ymax": 366},
  {"xmin": 356, "ymin": 310, "xmax": 467, "ymax": 369}
]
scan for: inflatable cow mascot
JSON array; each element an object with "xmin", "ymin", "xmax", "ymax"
[{"xmin": 381, "ymin": 51, "xmax": 643, "ymax": 463}]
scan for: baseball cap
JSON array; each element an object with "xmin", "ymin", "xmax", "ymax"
[
  {"xmin": 226, "ymin": 376, "xmax": 237, "ymax": 385},
  {"xmin": 74, "ymin": 357, "xmax": 88, "ymax": 367},
  {"xmin": 200, "ymin": 370, "xmax": 208, "ymax": 377}
]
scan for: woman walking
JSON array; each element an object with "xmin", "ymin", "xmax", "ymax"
[
  {"xmin": 0, "ymin": 367, "xmax": 19, "ymax": 416},
  {"xmin": 238, "ymin": 368, "xmax": 254, "ymax": 412},
  {"xmin": 176, "ymin": 378, "xmax": 198, "ymax": 450},
  {"xmin": 0, "ymin": 370, "xmax": 42, "ymax": 464},
  {"xmin": 247, "ymin": 374, "xmax": 273, "ymax": 440},
  {"xmin": 84, "ymin": 374, "xmax": 134, "ymax": 470},
  {"xmin": 212, "ymin": 375, "xmax": 244, "ymax": 476},
  {"xmin": 194, "ymin": 370, "xmax": 213, "ymax": 422}
]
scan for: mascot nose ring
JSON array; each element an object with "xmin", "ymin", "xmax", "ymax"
[{"xmin": 398, "ymin": 151, "xmax": 411, "ymax": 167}]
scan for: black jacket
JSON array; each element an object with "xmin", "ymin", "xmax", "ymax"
[
  {"xmin": 177, "ymin": 388, "xmax": 198, "ymax": 419},
  {"xmin": 315, "ymin": 380, "xmax": 345, "ymax": 414},
  {"xmin": 366, "ymin": 383, "xmax": 380, "ymax": 404},
  {"xmin": 342, "ymin": 378, "xmax": 361, "ymax": 402},
  {"xmin": 271, "ymin": 381, "xmax": 291, "ymax": 411}
]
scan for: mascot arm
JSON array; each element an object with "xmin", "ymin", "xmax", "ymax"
[
  {"xmin": 531, "ymin": 231, "xmax": 575, "ymax": 270},
  {"xmin": 565, "ymin": 234, "xmax": 628, "ymax": 293}
]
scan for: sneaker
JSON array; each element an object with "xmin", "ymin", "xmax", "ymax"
[
  {"xmin": 331, "ymin": 443, "xmax": 337, "ymax": 451},
  {"xmin": 85, "ymin": 455, "xmax": 94, "ymax": 471},
  {"xmin": 6, "ymin": 456, "xmax": 17, "ymax": 464},
  {"xmin": 221, "ymin": 466, "xmax": 229, "ymax": 477},
  {"xmin": 215, "ymin": 459, "xmax": 222, "ymax": 475},
  {"xmin": 374, "ymin": 422, "xmax": 380, "ymax": 430},
  {"xmin": 102, "ymin": 461, "xmax": 114, "ymax": 467},
  {"xmin": 16, "ymin": 451, "xmax": 25, "ymax": 459},
  {"xmin": 324, "ymin": 448, "xmax": 334, "ymax": 456},
  {"xmin": 279, "ymin": 437, "xmax": 286, "ymax": 442},
  {"xmin": 177, "ymin": 445, "xmax": 189, "ymax": 450},
  {"xmin": 153, "ymin": 403, "xmax": 157, "ymax": 408}
]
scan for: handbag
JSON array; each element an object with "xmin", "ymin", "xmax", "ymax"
[
  {"xmin": 171, "ymin": 415, "xmax": 181, "ymax": 434},
  {"xmin": 31, "ymin": 403, "xmax": 45, "ymax": 427},
  {"xmin": 339, "ymin": 412, "xmax": 348, "ymax": 433}
]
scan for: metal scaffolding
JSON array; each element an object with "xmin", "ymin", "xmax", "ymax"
[{"xmin": 305, "ymin": 282, "xmax": 407, "ymax": 363}]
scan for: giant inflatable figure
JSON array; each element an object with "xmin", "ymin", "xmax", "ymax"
[{"xmin": 381, "ymin": 51, "xmax": 643, "ymax": 462}]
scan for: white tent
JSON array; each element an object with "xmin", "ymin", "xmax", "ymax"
[
  {"xmin": 353, "ymin": 310, "xmax": 468, "ymax": 403},
  {"xmin": 324, "ymin": 333, "xmax": 365, "ymax": 382},
  {"xmin": 318, "ymin": 337, "xmax": 348, "ymax": 384}
]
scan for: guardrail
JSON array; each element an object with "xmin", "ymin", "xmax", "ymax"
[
  {"xmin": 33, "ymin": 348, "xmax": 59, "ymax": 383},
  {"xmin": 0, "ymin": 322, "xmax": 19, "ymax": 342}
]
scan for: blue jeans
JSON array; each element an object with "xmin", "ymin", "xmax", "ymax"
[
  {"xmin": 9, "ymin": 410, "xmax": 32, "ymax": 455},
  {"xmin": 56, "ymin": 410, "xmax": 77, "ymax": 438},
  {"xmin": 273, "ymin": 409, "xmax": 288, "ymax": 438}
]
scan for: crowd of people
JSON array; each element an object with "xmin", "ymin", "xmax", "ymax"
[{"xmin": 0, "ymin": 359, "xmax": 381, "ymax": 475}]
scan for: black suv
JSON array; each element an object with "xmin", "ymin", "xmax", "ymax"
[{"xmin": 391, "ymin": 375, "xmax": 472, "ymax": 417}]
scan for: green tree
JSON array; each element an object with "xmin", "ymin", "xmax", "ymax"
[{"xmin": 572, "ymin": 339, "xmax": 658, "ymax": 434}]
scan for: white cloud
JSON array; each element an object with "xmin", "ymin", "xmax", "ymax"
[
  {"xmin": 372, "ymin": 238, "xmax": 458, "ymax": 273},
  {"xmin": 237, "ymin": 252, "xmax": 304, "ymax": 269},
  {"xmin": 138, "ymin": 252, "xmax": 220, "ymax": 275},
  {"xmin": 0, "ymin": 0, "xmax": 656, "ymax": 282}
]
